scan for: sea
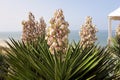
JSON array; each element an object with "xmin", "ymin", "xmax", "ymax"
[{"xmin": 0, "ymin": 30, "xmax": 115, "ymax": 46}]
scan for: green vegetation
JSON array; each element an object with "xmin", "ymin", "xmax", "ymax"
[
  {"xmin": 0, "ymin": 9, "xmax": 120, "ymax": 80},
  {"xmin": 0, "ymin": 38, "xmax": 117, "ymax": 80},
  {"xmin": 0, "ymin": 52, "xmax": 8, "ymax": 80},
  {"xmin": 109, "ymin": 36, "xmax": 120, "ymax": 79}
]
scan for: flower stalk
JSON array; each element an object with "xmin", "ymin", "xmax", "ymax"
[
  {"xmin": 80, "ymin": 16, "xmax": 98, "ymax": 48},
  {"xmin": 115, "ymin": 24, "xmax": 120, "ymax": 37},
  {"xmin": 46, "ymin": 9, "xmax": 70, "ymax": 54},
  {"xmin": 22, "ymin": 12, "xmax": 46, "ymax": 43}
]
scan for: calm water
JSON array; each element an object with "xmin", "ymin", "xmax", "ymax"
[{"xmin": 0, "ymin": 30, "xmax": 115, "ymax": 46}]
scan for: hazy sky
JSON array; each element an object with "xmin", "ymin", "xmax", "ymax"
[{"xmin": 0, "ymin": 0, "xmax": 120, "ymax": 32}]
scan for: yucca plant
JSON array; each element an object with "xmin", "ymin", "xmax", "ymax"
[
  {"xmin": 109, "ymin": 36, "xmax": 120, "ymax": 79},
  {"xmin": 110, "ymin": 36, "xmax": 120, "ymax": 57},
  {"xmin": 4, "ymin": 38, "xmax": 116, "ymax": 80},
  {"xmin": 0, "ymin": 52, "xmax": 8, "ymax": 80}
]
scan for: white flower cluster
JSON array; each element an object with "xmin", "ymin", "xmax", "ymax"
[
  {"xmin": 22, "ymin": 12, "xmax": 46, "ymax": 43},
  {"xmin": 36, "ymin": 17, "xmax": 46, "ymax": 38},
  {"xmin": 80, "ymin": 16, "xmax": 98, "ymax": 48},
  {"xmin": 115, "ymin": 24, "xmax": 120, "ymax": 37},
  {"xmin": 46, "ymin": 9, "xmax": 70, "ymax": 54}
]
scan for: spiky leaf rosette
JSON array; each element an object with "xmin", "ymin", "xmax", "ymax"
[
  {"xmin": 80, "ymin": 16, "xmax": 98, "ymax": 48},
  {"xmin": 46, "ymin": 9, "xmax": 70, "ymax": 54},
  {"xmin": 22, "ymin": 12, "xmax": 46, "ymax": 43},
  {"xmin": 109, "ymin": 36, "xmax": 120, "ymax": 79},
  {"xmin": 5, "ymin": 39, "xmax": 116, "ymax": 80}
]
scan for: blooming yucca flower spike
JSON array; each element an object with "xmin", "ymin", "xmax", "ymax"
[
  {"xmin": 46, "ymin": 9, "xmax": 70, "ymax": 54},
  {"xmin": 115, "ymin": 24, "xmax": 120, "ymax": 37},
  {"xmin": 80, "ymin": 16, "xmax": 98, "ymax": 48},
  {"xmin": 22, "ymin": 12, "xmax": 46, "ymax": 43},
  {"xmin": 35, "ymin": 17, "xmax": 46, "ymax": 38}
]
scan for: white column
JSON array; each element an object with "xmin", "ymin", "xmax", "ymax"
[{"xmin": 108, "ymin": 17, "xmax": 112, "ymax": 45}]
